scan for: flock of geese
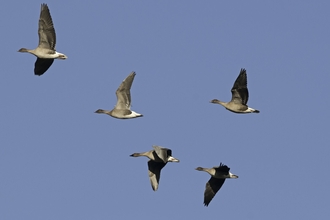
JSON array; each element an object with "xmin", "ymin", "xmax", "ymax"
[{"xmin": 18, "ymin": 4, "xmax": 260, "ymax": 207}]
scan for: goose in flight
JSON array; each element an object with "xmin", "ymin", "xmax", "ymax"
[
  {"xmin": 210, "ymin": 69, "xmax": 259, "ymax": 113},
  {"xmin": 196, "ymin": 163, "xmax": 238, "ymax": 206},
  {"xmin": 130, "ymin": 146, "xmax": 179, "ymax": 191},
  {"xmin": 95, "ymin": 71, "xmax": 143, "ymax": 119},
  {"xmin": 18, "ymin": 4, "xmax": 67, "ymax": 76}
]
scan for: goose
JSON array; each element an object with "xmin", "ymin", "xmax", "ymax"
[
  {"xmin": 130, "ymin": 146, "xmax": 179, "ymax": 191},
  {"xmin": 210, "ymin": 69, "xmax": 259, "ymax": 113},
  {"xmin": 18, "ymin": 4, "xmax": 67, "ymax": 76},
  {"xmin": 95, "ymin": 71, "xmax": 143, "ymax": 119},
  {"xmin": 196, "ymin": 163, "xmax": 238, "ymax": 206}
]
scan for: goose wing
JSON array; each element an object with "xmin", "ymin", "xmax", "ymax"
[
  {"xmin": 38, "ymin": 4, "xmax": 56, "ymax": 50},
  {"xmin": 214, "ymin": 163, "xmax": 230, "ymax": 172},
  {"xmin": 152, "ymin": 146, "xmax": 171, "ymax": 163},
  {"xmin": 34, "ymin": 58, "xmax": 54, "ymax": 76},
  {"xmin": 231, "ymin": 68, "xmax": 249, "ymax": 105},
  {"xmin": 203, "ymin": 177, "xmax": 225, "ymax": 206},
  {"xmin": 115, "ymin": 72, "xmax": 136, "ymax": 109},
  {"xmin": 148, "ymin": 160, "xmax": 166, "ymax": 191}
]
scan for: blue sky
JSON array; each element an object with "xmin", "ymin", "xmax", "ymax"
[{"xmin": 1, "ymin": 1, "xmax": 329, "ymax": 219}]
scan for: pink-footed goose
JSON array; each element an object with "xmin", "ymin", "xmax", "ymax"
[
  {"xmin": 95, "ymin": 71, "xmax": 143, "ymax": 119},
  {"xmin": 196, "ymin": 163, "xmax": 238, "ymax": 206},
  {"xmin": 18, "ymin": 4, "xmax": 67, "ymax": 76},
  {"xmin": 211, "ymin": 68, "xmax": 259, "ymax": 113},
  {"xmin": 130, "ymin": 146, "xmax": 179, "ymax": 191}
]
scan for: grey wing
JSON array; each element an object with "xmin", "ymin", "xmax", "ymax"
[
  {"xmin": 38, "ymin": 4, "xmax": 56, "ymax": 50},
  {"xmin": 203, "ymin": 177, "xmax": 225, "ymax": 206},
  {"xmin": 231, "ymin": 69, "xmax": 249, "ymax": 105},
  {"xmin": 152, "ymin": 146, "xmax": 168, "ymax": 163},
  {"xmin": 148, "ymin": 160, "xmax": 166, "ymax": 191},
  {"xmin": 115, "ymin": 72, "xmax": 136, "ymax": 109},
  {"xmin": 34, "ymin": 58, "xmax": 54, "ymax": 76}
]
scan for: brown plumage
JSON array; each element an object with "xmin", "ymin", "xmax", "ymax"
[
  {"xmin": 18, "ymin": 4, "xmax": 67, "ymax": 76},
  {"xmin": 210, "ymin": 69, "xmax": 260, "ymax": 113},
  {"xmin": 196, "ymin": 163, "xmax": 238, "ymax": 206}
]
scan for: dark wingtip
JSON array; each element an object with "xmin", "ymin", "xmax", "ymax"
[
  {"xmin": 41, "ymin": 3, "xmax": 48, "ymax": 9},
  {"xmin": 34, "ymin": 72, "xmax": 44, "ymax": 76},
  {"xmin": 254, "ymin": 110, "xmax": 260, "ymax": 113}
]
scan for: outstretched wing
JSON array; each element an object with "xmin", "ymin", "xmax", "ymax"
[
  {"xmin": 148, "ymin": 160, "xmax": 166, "ymax": 191},
  {"xmin": 203, "ymin": 177, "xmax": 225, "ymax": 206},
  {"xmin": 231, "ymin": 68, "xmax": 249, "ymax": 105},
  {"xmin": 38, "ymin": 4, "xmax": 56, "ymax": 50},
  {"xmin": 34, "ymin": 58, "xmax": 54, "ymax": 76},
  {"xmin": 115, "ymin": 72, "xmax": 136, "ymax": 109}
]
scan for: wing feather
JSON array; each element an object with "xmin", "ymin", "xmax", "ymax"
[
  {"xmin": 231, "ymin": 69, "xmax": 249, "ymax": 105},
  {"xmin": 203, "ymin": 177, "xmax": 225, "ymax": 206},
  {"xmin": 34, "ymin": 58, "xmax": 54, "ymax": 76},
  {"xmin": 148, "ymin": 160, "xmax": 166, "ymax": 191},
  {"xmin": 115, "ymin": 72, "xmax": 136, "ymax": 109},
  {"xmin": 38, "ymin": 4, "xmax": 56, "ymax": 50}
]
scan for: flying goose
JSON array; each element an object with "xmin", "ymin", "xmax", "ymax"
[
  {"xmin": 18, "ymin": 4, "xmax": 67, "ymax": 76},
  {"xmin": 196, "ymin": 163, "xmax": 238, "ymax": 206},
  {"xmin": 210, "ymin": 69, "xmax": 259, "ymax": 113},
  {"xmin": 130, "ymin": 146, "xmax": 179, "ymax": 191},
  {"xmin": 95, "ymin": 71, "xmax": 143, "ymax": 119}
]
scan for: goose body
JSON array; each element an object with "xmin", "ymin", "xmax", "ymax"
[
  {"xmin": 130, "ymin": 146, "xmax": 179, "ymax": 191},
  {"xmin": 196, "ymin": 163, "xmax": 238, "ymax": 206},
  {"xmin": 95, "ymin": 71, "xmax": 143, "ymax": 119},
  {"xmin": 211, "ymin": 69, "xmax": 259, "ymax": 113},
  {"xmin": 18, "ymin": 4, "xmax": 67, "ymax": 76}
]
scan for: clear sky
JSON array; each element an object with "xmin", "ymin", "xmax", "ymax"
[{"xmin": 1, "ymin": 1, "xmax": 329, "ymax": 219}]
